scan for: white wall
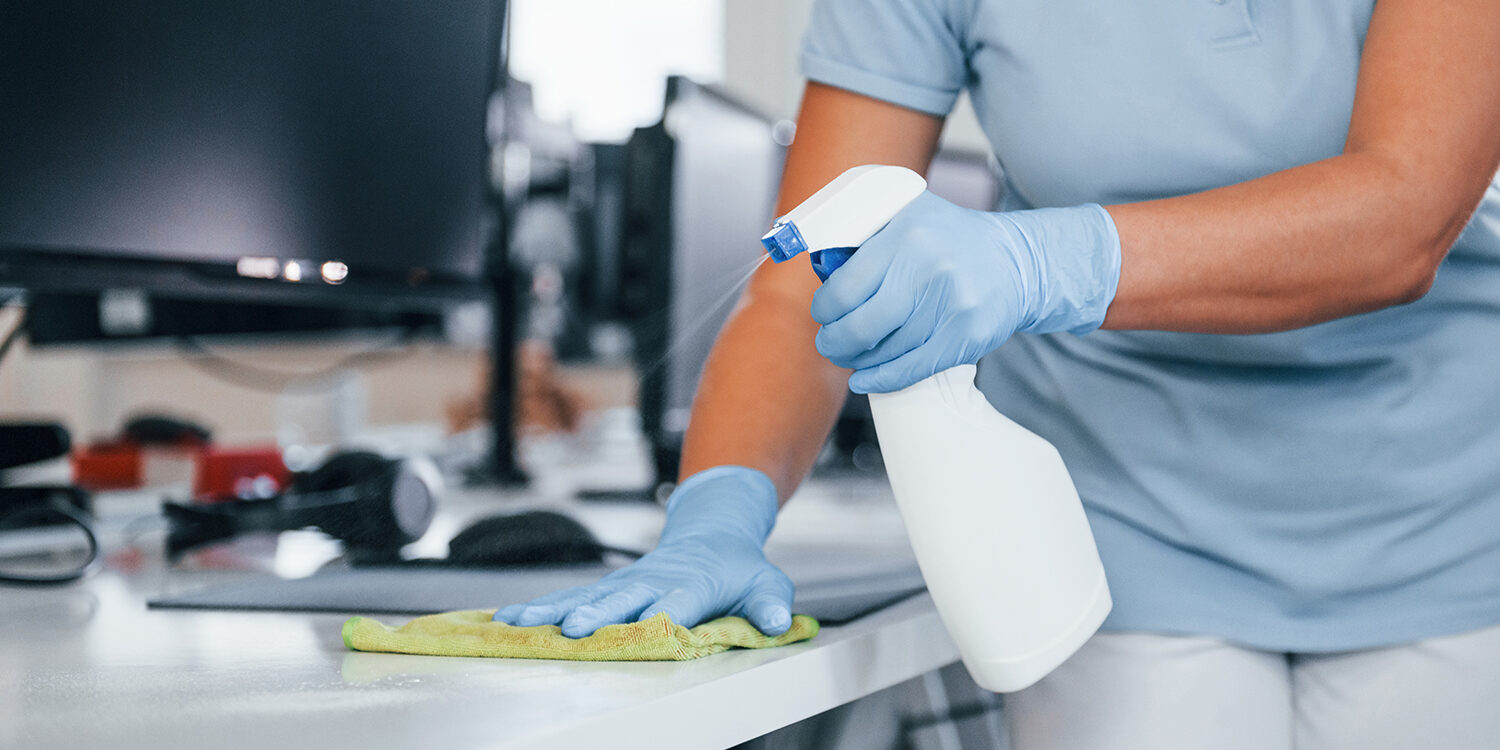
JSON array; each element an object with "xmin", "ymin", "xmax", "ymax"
[
  {"xmin": 0, "ymin": 336, "xmax": 486, "ymax": 445},
  {"xmin": 509, "ymin": 0, "xmax": 724, "ymax": 143},
  {"xmin": 721, "ymin": 0, "xmax": 990, "ymax": 153}
]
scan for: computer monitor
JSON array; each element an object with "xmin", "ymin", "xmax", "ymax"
[
  {"xmin": 620, "ymin": 87, "xmax": 1004, "ymax": 486},
  {"xmin": 619, "ymin": 78, "xmax": 789, "ymax": 488},
  {"xmin": 0, "ymin": 0, "xmax": 524, "ymax": 481},
  {"xmin": 0, "ymin": 0, "xmax": 505, "ymax": 309},
  {"xmin": 927, "ymin": 149, "xmax": 1003, "ymax": 212}
]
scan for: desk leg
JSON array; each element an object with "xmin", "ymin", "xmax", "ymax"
[{"xmin": 732, "ymin": 663, "xmax": 1005, "ymax": 750}]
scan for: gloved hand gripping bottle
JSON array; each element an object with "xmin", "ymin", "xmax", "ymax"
[{"xmin": 762, "ymin": 165, "xmax": 1112, "ymax": 693}]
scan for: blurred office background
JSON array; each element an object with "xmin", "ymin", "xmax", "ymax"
[{"xmin": 0, "ymin": 0, "xmax": 987, "ymax": 483}]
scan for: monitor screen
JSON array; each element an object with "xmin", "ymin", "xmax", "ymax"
[
  {"xmin": 0, "ymin": 0, "xmax": 503, "ymax": 304},
  {"xmin": 660, "ymin": 81, "xmax": 789, "ymax": 442},
  {"xmin": 619, "ymin": 78, "xmax": 788, "ymax": 481},
  {"xmin": 927, "ymin": 150, "xmax": 1002, "ymax": 211},
  {"xmin": 621, "ymin": 83, "xmax": 1004, "ymax": 482}
]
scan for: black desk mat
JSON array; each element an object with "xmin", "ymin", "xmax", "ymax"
[{"xmin": 149, "ymin": 561, "xmax": 928, "ymax": 626}]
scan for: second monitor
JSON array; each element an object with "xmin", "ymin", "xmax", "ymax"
[{"xmin": 622, "ymin": 77, "xmax": 1002, "ymax": 490}]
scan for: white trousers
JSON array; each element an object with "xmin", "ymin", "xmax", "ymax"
[{"xmin": 1003, "ymin": 622, "xmax": 1500, "ymax": 750}]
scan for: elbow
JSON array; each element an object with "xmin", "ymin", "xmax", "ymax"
[
  {"xmin": 1354, "ymin": 150, "xmax": 1481, "ymax": 309},
  {"xmin": 1376, "ymin": 219, "xmax": 1461, "ymax": 308},
  {"xmin": 1384, "ymin": 261, "xmax": 1439, "ymax": 307}
]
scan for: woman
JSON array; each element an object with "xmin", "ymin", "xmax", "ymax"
[{"xmin": 498, "ymin": 1, "xmax": 1500, "ymax": 746}]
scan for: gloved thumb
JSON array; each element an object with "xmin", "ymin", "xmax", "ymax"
[{"xmin": 739, "ymin": 568, "xmax": 795, "ymax": 636}]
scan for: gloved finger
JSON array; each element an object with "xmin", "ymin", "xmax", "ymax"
[
  {"xmin": 493, "ymin": 583, "xmax": 595, "ymax": 623},
  {"xmin": 559, "ymin": 582, "xmax": 661, "ymax": 638},
  {"xmin": 841, "ymin": 287, "xmax": 953, "ymax": 371},
  {"xmin": 847, "ymin": 342, "xmax": 949, "ymax": 395},
  {"xmin": 819, "ymin": 279, "xmax": 954, "ymax": 371},
  {"xmin": 505, "ymin": 585, "xmax": 613, "ymax": 627},
  {"xmin": 638, "ymin": 583, "xmax": 716, "ymax": 629},
  {"xmin": 810, "ymin": 191, "xmax": 950, "ymax": 326},
  {"xmin": 814, "ymin": 279, "xmax": 914, "ymax": 365},
  {"xmin": 808, "ymin": 234, "xmax": 899, "ymax": 325},
  {"xmin": 492, "ymin": 604, "xmax": 528, "ymax": 624},
  {"xmin": 737, "ymin": 568, "xmax": 795, "ymax": 636}
]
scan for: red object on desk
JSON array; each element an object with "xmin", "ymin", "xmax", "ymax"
[
  {"xmin": 191, "ymin": 446, "xmax": 291, "ymax": 503},
  {"xmin": 72, "ymin": 442, "xmax": 144, "ymax": 490}
]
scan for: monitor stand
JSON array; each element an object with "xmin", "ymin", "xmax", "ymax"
[
  {"xmin": 573, "ymin": 442, "xmax": 676, "ymax": 504},
  {"xmin": 469, "ymin": 221, "xmax": 528, "ymax": 488}
]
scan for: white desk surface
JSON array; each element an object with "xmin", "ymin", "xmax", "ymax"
[{"xmin": 1, "ymin": 465, "xmax": 959, "ymax": 750}]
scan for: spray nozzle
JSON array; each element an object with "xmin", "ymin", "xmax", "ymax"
[
  {"xmin": 758, "ymin": 165, "xmax": 927, "ymax": 276},
  {"xmin": 760, "ymin": 221, "xmax": 808, "ymax": 262}
]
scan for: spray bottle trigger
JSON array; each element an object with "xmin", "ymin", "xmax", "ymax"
[{"xmin": 811, "ymin": 247, "xmax": 857, "ymax": 282}]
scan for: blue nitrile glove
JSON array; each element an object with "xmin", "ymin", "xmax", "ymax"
[
  {"xmin": 810, "ymin": 191, "xmax": 1121, "ymax": 394},
  {"xmin": 492, "ymin": 466, "xmax": 794, "ymax": 638}
]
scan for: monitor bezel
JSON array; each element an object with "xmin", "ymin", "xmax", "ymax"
[{"xmin": 0, "ymin": 0, "xmax": 509, "ymax": 310}]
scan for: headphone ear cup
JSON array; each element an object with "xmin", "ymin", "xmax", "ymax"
[
  {"xmin": 292, "ymin": 451, "xmax": 391, "ymax": 495},
  {"xmin": 288, "ymin": 451, "xmax": 437, "ymax": 549}
]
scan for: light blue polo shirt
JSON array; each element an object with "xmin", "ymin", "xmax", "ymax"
[{"xmin": 802, "ymin": 0, "xmax": 1500, "ymax": 652}]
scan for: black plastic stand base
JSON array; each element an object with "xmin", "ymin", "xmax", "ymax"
[
  {"xmin": 574, "ymin": 485, "xmax": 668, "ymax": 505},
  {"xmin": 463, "ymin": 462, "xmax": 530, "ymax": 489}
]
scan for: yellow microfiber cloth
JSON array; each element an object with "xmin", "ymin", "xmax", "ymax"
[{"xmin": 342, "ymin": 609, "xmax": 819, "ymax": 661}]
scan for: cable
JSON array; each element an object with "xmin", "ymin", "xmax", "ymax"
[
  {"xmin": 120, "ymin": 513, "xmax": 170, "ymax": 548},
  {"xmin": 0, "ymin": 305, "xmax": 28, "ymax": 371},
  {"xmin": 0, "ymin": 503, "xmax": 101, "ymax": 586},
  {"xmin": 172, "ymin": 329, "xmax": 419, "ymax": 393}
]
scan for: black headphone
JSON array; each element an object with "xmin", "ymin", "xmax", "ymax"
[
  {"xmin": 162, "ymin": 450, "xmax": 439, "ymax": 559},
  {"xmin": 0, "ymin": 422, "xmax": 100, "ymax": 586}
]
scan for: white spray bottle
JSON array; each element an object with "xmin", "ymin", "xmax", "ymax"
[{"xmin": 762, "ymin": 165, "xmax": 1112, "ymax": 693}]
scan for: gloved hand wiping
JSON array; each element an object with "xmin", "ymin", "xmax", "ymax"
[
  {"xmin": 811, "ymin": 192, "xmax": 1121, "ymax": 394},
  {"xmin": 493, "ymin": 465, "xmax": 794, "ymax": 638}
]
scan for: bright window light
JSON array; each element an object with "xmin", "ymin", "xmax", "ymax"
[{"xmin": 508, "ymin": 0, "xmax": 724, "ymax": 143}]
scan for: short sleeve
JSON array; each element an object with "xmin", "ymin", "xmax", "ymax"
[{"xmin": 800, "ymin": 0, "xmax": 974, "ymax": 116}]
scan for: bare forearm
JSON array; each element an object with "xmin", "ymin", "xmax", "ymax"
[
  {"xmin": 677, "ymin": 83, "xmax": 944, "ymax": 501},
  {"xmin": 677, "ymin": 278, "xmax": 850, "ymax": 500},
  {"xmin": 1105, "ymin": 0, "xmax": 1500, "ymax": 334},
  {"xmin": 1104, "ymin": 153, "xmax": 1479, "ymax": 332}
]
